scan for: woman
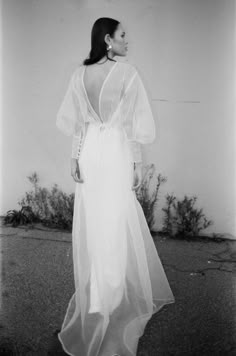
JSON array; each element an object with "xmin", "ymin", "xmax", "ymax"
[{"xmin": 56, "ymin": 17, "xmax": 175, "ymax": 356}]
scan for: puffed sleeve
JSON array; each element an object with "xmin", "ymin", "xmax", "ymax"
[
  {"xmin": 56, "ymin": 69, "xmax": 86, "ymax": 159},
  {"xmin": 122, "ymin": 67, "xmax": 156, "ymax": 163},
  {"xmin": 131, "ymin": 72, "xmax": 156, "ymax": 144},
  {"xmin": 128, "ymin": 141, "xmax": 142, "ymax": 163}
]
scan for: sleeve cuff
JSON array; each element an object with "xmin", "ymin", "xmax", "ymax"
[
  {"xmin": 128, "ymin": 141, "xmax": 142, "ymax": 163},
  {"xmin": 71, "ymin": 133, "xmax": 84, "ymax": 159}
]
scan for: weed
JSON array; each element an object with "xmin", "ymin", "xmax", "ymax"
[{"xmin": 162, "ymin": 194, "xmax": 213, "ymax": 238}]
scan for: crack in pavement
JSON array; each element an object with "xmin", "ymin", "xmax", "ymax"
[
  {"xmin": 209, "ymin": 258, "xmax": 236, "ymax": 263},
  {"xmin": 164, "ymin": 263, "xmax": 234, "ymax": 275}
]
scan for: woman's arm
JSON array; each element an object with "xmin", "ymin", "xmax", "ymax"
[
  {"xmin": 70, "ymin": 123, "xmax": 89, "ymax": 183},
  {"xmin": 71, "ymin": 133, "xmax": 84, "ymax": 183},
  {"xmin": 132, "ymin": 162, "xmax": 142, "ymax": 191},
  {"xmin": 129, "ymin": 141, "xmax": 143, "ymax": 191},
  {"xmin": 71, "ymin": 157, "xmax": 84, "ymax": 183}
]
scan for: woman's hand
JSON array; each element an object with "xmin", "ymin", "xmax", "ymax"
[
  {"xmin": 132, "ymin": 162, "xmax": 142, "ymax": 191},
  {"xmin": 71, "ymin": 158, "xmax": 84, "ymax": 183}
]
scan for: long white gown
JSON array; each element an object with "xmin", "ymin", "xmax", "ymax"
[{"xmin": 56, "ymin": 60, "xmax": 175, "ymax": 356}]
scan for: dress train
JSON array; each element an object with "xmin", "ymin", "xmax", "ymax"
[{"xmin": 58, "ymin": 122, "xmax": 175, "ymax": 356}]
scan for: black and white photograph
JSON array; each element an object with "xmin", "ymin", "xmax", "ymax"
[{"xmin": 0, "ymin": 0, "xmax": 235, "ymax": 355}]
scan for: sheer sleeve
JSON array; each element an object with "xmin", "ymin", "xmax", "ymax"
[
  {"xmin": 56, "ymin": 68, "xmax": 86, "ymax": 159},
  {"xmin": 122, "ymin": 67, "xmax": 156, "ymax": 163},
  {"xmin": 71, "ymin": 132, "xmax": 84, "ymax": 159},
  {"xmin": 131, "ymin": 72, "xmax": 156, "ymax": 144},
  {"xmin": 128, "ymin": 141, "xmax": 142, "ymax": 163}
]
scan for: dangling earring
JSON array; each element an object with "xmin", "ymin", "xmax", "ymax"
[{"xmin": 107, "ymin": 44, "xmax": 112, "ymax": 51}]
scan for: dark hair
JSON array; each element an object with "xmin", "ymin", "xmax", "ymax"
[{"xmin": 83, "ymin": 17, "xmax": 120, "ymax": 65}]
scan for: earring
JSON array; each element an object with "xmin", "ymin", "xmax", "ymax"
[{"xmin": 107, "ymin": 44, "xmax": 112, "ymax": 51}]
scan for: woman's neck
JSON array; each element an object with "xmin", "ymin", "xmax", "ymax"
[{"xmin": 96, "ymin": 52, "xmax": 116, "ymax": 64}]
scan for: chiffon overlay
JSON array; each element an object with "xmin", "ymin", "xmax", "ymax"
[{"xmin": 56, "ymin": 61, "xmax": 175, "ymax": 356}]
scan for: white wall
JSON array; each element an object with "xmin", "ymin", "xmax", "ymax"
[{"xmin": 1, "ymin": 0, "xmax": 235, "ymax": 239}]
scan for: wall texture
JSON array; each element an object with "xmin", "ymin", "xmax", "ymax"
[{"xmin": 1, "ymin": 0, "xmax": 235, "ymax": 238}]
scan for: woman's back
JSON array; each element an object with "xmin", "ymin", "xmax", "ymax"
[
  {"xmin": 82, "ymin": 61, "xmax": 128, "ymax": 124},
  {"xmin": 83, "ymin": 61, "xmax": 118, "ymax": 122}
]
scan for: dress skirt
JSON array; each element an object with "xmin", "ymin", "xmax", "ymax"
[{"xmin": 58, "ymin": 122, "xmax": 175, "ymax": 356}]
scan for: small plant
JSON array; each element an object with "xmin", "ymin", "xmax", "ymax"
[
  {"xmin": 4, "ymin": 206, "xmax": 38, "ymax": 227},
  {"xmin": 136, "ymin": 164, "xmax": 167, "ymax": 231},
  {"xmin": 161, "ymin": 194, "xmax": 176, "ymax": 236},
  {"xmin": 4, "ymin": 172, "xmax": 75, "ymax": 230},
  {"xmin": 162, "ymin": 193, "xmax": 213, "ymax": 238}
]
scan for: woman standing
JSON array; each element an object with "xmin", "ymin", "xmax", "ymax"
[{"xmin": 56, "ymin": 17, "xmax": 175, "ymax": 356}]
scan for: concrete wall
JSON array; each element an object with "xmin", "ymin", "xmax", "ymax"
[{"xmin": 1, "ymin": 0, "xmax": 235, "ymax": 238}]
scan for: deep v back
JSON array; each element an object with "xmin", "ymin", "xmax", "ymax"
[{"xmin": 82, "ymin": 61, "xmax": 118, "ymax": 123}]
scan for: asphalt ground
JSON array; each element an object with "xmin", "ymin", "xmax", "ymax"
[{"xmin": 0, "ymin": 222, "xmax": 235, "ymax": 356}]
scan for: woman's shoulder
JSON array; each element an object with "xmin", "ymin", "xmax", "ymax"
[
  {"xmin": 74, "ymin": 60, "xmax": 136, "ymax": 71},
  {"xmin": 117, "ymin": 60, "xmax": 137, "ymax": 71},
  {"xmin": 69, "ymin": 64, "xmax": 84, "ymax": 84},
  {"xmin": 117, "ymin": 61, "xmax": 138, "ymax": 82},
  {"xmin": 71, "ymin": 60, "xmax": 138, "ymax": 82}
]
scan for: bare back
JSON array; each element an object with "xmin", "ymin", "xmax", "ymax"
[{"xmin": 82, "ymin": 61, "xmax": 118, "ymax": 122}]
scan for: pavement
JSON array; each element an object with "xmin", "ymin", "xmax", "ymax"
[{"xmin": 0, "ymin": 221, "xmax": 235, "ymax": 356}]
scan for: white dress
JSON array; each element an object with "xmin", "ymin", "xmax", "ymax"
[{"xmin": 56, "ymin": 60, "xmax": 175, "ymax": 356}]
